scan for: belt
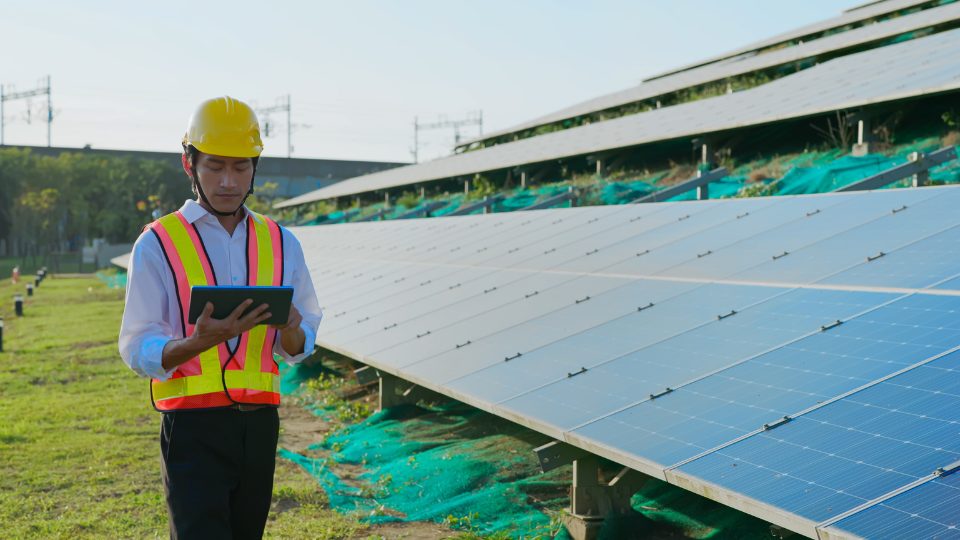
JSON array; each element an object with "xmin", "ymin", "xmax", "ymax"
[{"xmin": 231, "ymin": 403, "xmax": 268, "ymax": 412}]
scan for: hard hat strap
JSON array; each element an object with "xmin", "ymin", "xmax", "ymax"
[{"xmin": 186, "ymin": 146, "xmax": 258, "ymax": 217}]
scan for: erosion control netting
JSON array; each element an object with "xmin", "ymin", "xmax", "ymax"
[
  {"xmin": 95, "ymin": 270, "xmax": 127, "ymax": 289},
  {"xmin": 295, "ymin": 135, "xmax": 960, "ymax": 226},
  {"xmin": 596, "ymin": 138, "xmax": 960, "ymax": 205},
  {"xmin": 278, "ymin": 363, "xmax": 771, "ymax": 539}
]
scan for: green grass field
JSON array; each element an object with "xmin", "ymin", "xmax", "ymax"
[{"xmin": 0, "ymin": 276, "xmax": 368, "ymax": 539}]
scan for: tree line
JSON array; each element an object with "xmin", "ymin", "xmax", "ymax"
[{"xmin": 0, "ymin": 147, "xmax": 192, "ymax": 262}]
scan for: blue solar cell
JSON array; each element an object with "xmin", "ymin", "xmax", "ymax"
[
  {"xmin": 488, "ymin": 288, "xmax": 893, "ymax": 433},
  {"xmin": 423, "ymin": 279, "xmax": 703, "ymax": 395},
  {"xmin": 674, "ymin": 348, "xmax": 960, "ymax": 524},
  {"xmin": 820, "ymin": 225, "xmax": 960, "ymax": 289},
  {"xmin": 732, "ymin": 189, "xmax": 960, "ymax": 284},
  {"xmin": 667, "ymin": 188, "xmax": 941, "ymax": 281},
  {"xmin": 568, "ymin": 293, "xmax": 960, "ymax": 469},
  {"xmin": 936, "ymin": 276, "xmax": 960, "ymax": 291},
  {"xmin": 829, "ymin": 473, "xmax": 960, "ymax": 539},
  {"xmin": 368, "ymin": 274, "xmax": 631, "ymax": 369}
]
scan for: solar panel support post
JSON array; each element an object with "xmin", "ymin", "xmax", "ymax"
[
  {"xmin": 561, "ymin": 456, "xmax": 649, "ymax": 540},
  {"xmin": 376, "ymin": 371, "xmax": 438, "ymax": 410},
  {"xmin": 910, "ymin": 151, "xmax": 928, "ymax": 187},
  {"xmin": 851, "ymin": 116, "xmax": 873, "ymax": 157}
]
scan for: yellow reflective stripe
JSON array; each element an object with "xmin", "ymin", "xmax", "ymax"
[
  {"xmin": 244, "ymin": 325, "xmax": 268, "ymax": 375},
  {"xmin": 252, "ymin": 214, "xmax": 274, "ymax": 286},
  {"xmin": 152, "ymin": 369, "xmax": 278, "ymax": 401},
  {"xmin": 225, "ymin": 370, "xmax": 278, "ymax": 393},
  {"xmin": 158, "ymin": 214, "xmax": 211, "ymax": 288},
  {"xmin": 157, "ymin": 215, "xmax": 223, "ymax": 378}
]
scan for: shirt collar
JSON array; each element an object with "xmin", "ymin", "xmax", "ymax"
[{"xmin": 178, "ymin": 199, "xmax": 250, "ymax": 224}]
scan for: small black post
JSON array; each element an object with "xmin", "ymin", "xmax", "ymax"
[
  {"xmin": 26, "ymin": 283, "xmax": 33, "ymax": 297},
  {"xmin": 0, "ymin": 317, "xmax": 4, "ymax": 352},
  {"xmin": 14, "ymin": 294, "xmax": 24, "ymax": 317},
  {"xmin": 34, "ymin": 277, "xmax": 40, "ymax": 288}
]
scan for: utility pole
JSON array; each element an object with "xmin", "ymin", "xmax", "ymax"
[
  {"xmin": 413, "ymin": 110, "xmax": 482, "ymax": 163},
  {"xmin": 1, "ymin": 75, "xmax": 53, "ymax": 147},
  {"xmin": 257, "ymin": 94, "xmax": 293, "ymax": 158}
]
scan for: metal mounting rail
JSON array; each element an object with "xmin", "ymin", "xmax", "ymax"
[
  {"xmin": 395, "ymin": 200, "xmax": 449, "ymax": 220},
  {"xmin": 632, "ymin": 167, "xmax": 728, "ymax": 203},
  {"xmin": 523, "ymin": 187, "xmax": 577, "ymax": 211},
  {"xmin": 448, "ymin": 194, "xmax": 505, "ymax": 216},
  {"xmin": 835, "ymin": 147, "xmax": 957, "ymax": 192},
  {"xmin": 355, "ymin": 208, "xmax": 389, "ymax": 222}
]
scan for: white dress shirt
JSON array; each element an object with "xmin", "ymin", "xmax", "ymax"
[{"xmin": 119, "ymin": 200, "xmax": 322, "ymax": 381}]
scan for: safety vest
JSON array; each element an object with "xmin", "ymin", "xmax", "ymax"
[{"xmin": 147, "ymin": 209, "xmax": 284, "ymax": 411}]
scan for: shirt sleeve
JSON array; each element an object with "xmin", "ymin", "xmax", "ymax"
[
  {"xmin": 273, "ymin": 228, "xmax": 323, "ymax": 365},
  {"xmin": 118, "ymin": 230, "xmax": 178, "ymax": 381}
]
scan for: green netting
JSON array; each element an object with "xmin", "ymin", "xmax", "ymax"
[
  {"xmin": 278, "ymin": 364, "xmax": 773, "ymax": 539},
  {"xmin": 95, "ymin": 270, "xmax": 127, "ymax": 289}
]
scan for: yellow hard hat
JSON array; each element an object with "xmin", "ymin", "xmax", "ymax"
[{"xmin": 182, "ymin": 96, "xmax": 263, "ymax": 158}]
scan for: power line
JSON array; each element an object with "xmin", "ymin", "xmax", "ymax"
[
  {"xmin": 1, "ymin": 75, "xmax": 53, "ymax": 146},
  {"xmin": 412, "ymin": 110, "xmax": 482, "ymax": 163},
  {"xmin": 256, "ymin": 94, "xmax": 295, "ymax": 158}
]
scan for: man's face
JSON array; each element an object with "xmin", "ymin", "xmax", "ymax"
[{"xmin": 192, "ymin": 152, "xmax": 254, "ymax": 210}]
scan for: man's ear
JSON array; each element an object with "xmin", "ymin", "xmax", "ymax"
[{"xmin": 181, "ymin": 153, "xmax": 193, "ymax": 177}]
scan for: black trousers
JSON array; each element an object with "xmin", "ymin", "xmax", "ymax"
[{"xmin": 160, "ymin": 407, "xmax": 279, "ymax": 540}]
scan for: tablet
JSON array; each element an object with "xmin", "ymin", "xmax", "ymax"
[{"xmin": 187, "ymin": 286, "xmax": 293, "ymax": 326}]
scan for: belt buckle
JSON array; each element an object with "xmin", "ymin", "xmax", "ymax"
[{"xmin": 234, "ymin": 404, "xmax": 263, "ymax": 412}]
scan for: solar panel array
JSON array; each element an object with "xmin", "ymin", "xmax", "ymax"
[
  {"xmin": 278, "ymin": 28, "xmax": 960, "ymax": 208},
  {"xmin": 296, "ymin": 185, "xmax": 960, "ymax": 538},
  {"xmin": 644, "ymin": 0, "xmax": 935, "ymax": 82},
  {"xmin": 469, "ymin": 1, "xmax": 960, "ymax": 145}
]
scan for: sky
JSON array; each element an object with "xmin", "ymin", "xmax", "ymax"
[{"xmin": 1, "ymin": 1, "xmax": 861, "ymax": 163}]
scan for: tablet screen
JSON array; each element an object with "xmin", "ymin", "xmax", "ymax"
[{"xmin": 187, "ymin": 286, "xmax": 293, "ymax": 326}]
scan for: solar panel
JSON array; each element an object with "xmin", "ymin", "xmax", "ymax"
[
  {"xmin": 279, "ymin": 28, "xmax": 960, "ymax": 208},
  {"xmin": 294, "ymin": 185, "xmax": 960, "ymax": 537},
  {"xmin": 825, "ymin": 450, "xmax": 960, "ymax": 538},
  {"xmin": 644, "ymin": 0, "xmax": 934, "ymax": 82},
  {"xmin": 470, "ymin": 1, "xmax": 960, "ymax": 146}
]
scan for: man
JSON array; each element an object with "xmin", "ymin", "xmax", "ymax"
[{"xmin": 119, "ymin": 96, "xmax": 322, "ymax": 539}]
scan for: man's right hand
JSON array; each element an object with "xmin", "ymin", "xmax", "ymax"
[
  {"xmin": 190, "ymin": 300, "xmax": 271, "ymax": 351},
  {"xmin": 161, "ymin": 299, "xmax": 271, "ymax": 371}
]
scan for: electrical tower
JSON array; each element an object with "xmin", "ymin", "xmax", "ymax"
[
  {"xmin": 1, "ymin": 75, "xmax": 53, "ymax": 147},
  {"xmin": 413, "ymin": 111, "xmax": 482, "ymax": 163},
  {"xmin": 257, "ymin": 95, "xmax": 293, "ymax": 158}
]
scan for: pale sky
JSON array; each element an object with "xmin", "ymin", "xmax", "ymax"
[{"xmin": 1, "ymin": 1, "xmax": 858, "ymax": 163}]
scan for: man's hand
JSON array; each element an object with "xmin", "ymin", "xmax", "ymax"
[
  {"xmin": 273, "ymin": 304, "xmax": 306, "ymax": 356},
  {"xmin": 193, "ymin": 300, "xmax": 271, "ymax": 350},
  {"xmin": 271, "ymin": 304, "xmax": 302, "ymax": 332},
  {"xmin": 161, "ymin": 299, "xmax": 270, "ymax": 371}
]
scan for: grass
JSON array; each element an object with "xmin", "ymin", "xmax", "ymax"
[{"xmin": 0, "ymin": 276, "xmax": 368, "ymax": 539}]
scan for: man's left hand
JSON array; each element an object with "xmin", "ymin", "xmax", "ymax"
[{"xmin": 272, "ymin": 304, "xmax": 303, "ymax": 332}]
